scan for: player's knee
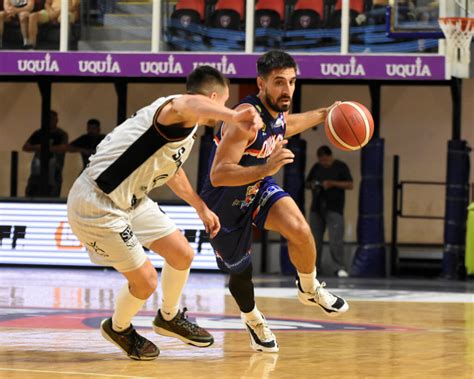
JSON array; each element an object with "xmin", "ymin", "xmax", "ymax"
[
  {"xmin": 180, "ymin": 248, "xmax": 195, "ymax": 267},
  {"xmin": 19, "ymin": 12, "xmax": 29, "ymax": 21},
  {"xmin": 286, "ymin": 217, "xmax": 312, "ymax": 243},
  {"xmin": 170, "ymin": 247, "xmax": 194, "ymax": 269},
  {"xmin": 130, "ymin": 271, "xmax": 157, "ymax": 299}
]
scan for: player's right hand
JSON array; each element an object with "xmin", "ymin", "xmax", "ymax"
[
  {"xmin": 264, "ymin": 139, "xmax": 294, "ymax": 176},
  {"xmin": 232, "ymin": 107, "xmax": 263, "ymax": 133}
]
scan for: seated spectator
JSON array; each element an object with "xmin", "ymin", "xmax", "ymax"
[
  {"xmin": 23, "ymin": 110, "xmax": 68, "ymax": 197},
  {"xmin": 0, "ymin": 0, "xmax": 36, "ymax": 48},
  {"xmin": 26, "ymin": 0, "xmax": 79, "ymax": 48},
  {"xmin": 68, "ymin": 118, "xmax": 105, "ymax": 170},
  {"xmin": 366, "ymin": 0, "xmax": 388, "ymax": 25}
]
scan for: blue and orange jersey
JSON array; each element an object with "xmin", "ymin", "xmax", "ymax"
[{"xmin": 200, "ymin": 94, "xmax": 287, "ymax": 229}]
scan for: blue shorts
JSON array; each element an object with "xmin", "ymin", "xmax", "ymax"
[{"xmin": 208, "ymin": 178, "xmax": 289, "ymax": 273}]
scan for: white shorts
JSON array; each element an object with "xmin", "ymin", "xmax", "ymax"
[{"xmin": 67, "ymin": 173, "xmax": 177, "ymax": 272}]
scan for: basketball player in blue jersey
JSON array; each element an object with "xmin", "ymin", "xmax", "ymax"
[
  {"xmin": 200, "ymin": 51, "xmax": 349, "ymax": 353},
  {"xmin": 67, "ymin": 66, "xmax": 262, "ymax": 360}
]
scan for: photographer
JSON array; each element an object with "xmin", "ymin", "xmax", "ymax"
[{"xmin": 305, "ymin": 145, "xmax": 353, "ymax": 277}]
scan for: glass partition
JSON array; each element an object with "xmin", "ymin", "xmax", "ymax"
[
  {"xmin": 349, "ymin": 0, "xmax": 439, "ymax": 53},
  {"xmin": 78, "ymin": 0, "xmax": 152, "ymax": 51},
  {"xmin": 163, "ymin": 0, "xmax": 246, "ymax": 52},
  {"xmin": 253, "ymin": 0, "xmax": 341, "ymax": 52},
  {"xmin": 2, "ymin": 0, "xmax": 80, "ymax": 50},
  {"xmin": 0, "ymin": 1, "xmax": 445, "ymax": 54}
]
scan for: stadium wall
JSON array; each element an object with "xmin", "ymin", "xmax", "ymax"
[{"xmin": 0, "ymin": 80, "xmax": 473, "ymax": 244}]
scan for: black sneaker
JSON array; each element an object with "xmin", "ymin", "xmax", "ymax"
[
  {"xmin": 152, "ymin": 307, "xmax": 214, "ymax": 347},
  {"xmin": 100, "ymin": 318, "xmax": 159, "ymax": 360}
]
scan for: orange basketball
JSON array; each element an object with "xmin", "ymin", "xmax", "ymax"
[{"xmin": 324, "ymin": 101, "xmax": 374, "ymax": 151}]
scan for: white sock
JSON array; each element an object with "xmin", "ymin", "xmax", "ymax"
[
  {"xmin": 242, "ymin": 305, "xmax": 263, "ymax": 325},
  {"xmin": 23, "ymin": 38, "xmax": 29, "ymax": 45},
  {"xmin": 160, "ymin": 262, "xmax": 190, "ymax": 321},
  {"xmin": 297, "ymin": 269, "xmax": 320, "ymax": 293},
  {"xmin": 112, "ymin": 283, "xmax": 146, "ymax": 332}
]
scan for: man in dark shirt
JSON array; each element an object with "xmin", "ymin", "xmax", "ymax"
[
  {"xmin": 306, "ymin": 145, "xmax": 353, "ymax": 277},
  {"xmin": 69, "ymin": 118, "xmax": 105, "ymax": 169},
  {"xmin": 22, "ymin": 110, "xmax": 68, "ymax": 197}
]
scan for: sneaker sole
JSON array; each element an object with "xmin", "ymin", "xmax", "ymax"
[
  {"xmin": 152, "ymin": 323, "xmax": 214, "ymax": 347},
  {"xmin": 249, "ymin": 337, "xmax": 280, "ymax": 353},
  {"xmin": 100, "ymin": 320, "xmax": 159, "ymax": 361},
  {"xmin": 297, "ymin": 291, "xmax": 350, "ymax": 317}
]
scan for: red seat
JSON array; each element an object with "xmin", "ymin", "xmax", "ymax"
[
  {"xmin": 176, "ymin": 0, "xmax": 206, "ymax": 20},
  {"xmin": 335, "ymin": 0, "xmax": 365, "ymax": 14},
  {"xmin": 256, "ymin": 0, "xmax": 285, "ymax": 20},
  {"xmin": 295, "ymin": 0, "xmax": 324, "ymax": 17},
  {"xmin": 215, "ymin": 0, "xmax": 245, "ymax": 20}
]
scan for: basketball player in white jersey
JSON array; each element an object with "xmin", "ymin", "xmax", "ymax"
[{"xmin": 67, "ymin": 66, "xmax": 262, "ymax": 360}]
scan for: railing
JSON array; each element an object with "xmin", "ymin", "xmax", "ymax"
[
  {"xmin": 0, "ymin": 0, "xmax": 444, "ymax": 54},
  {"xmin": 390, "ymin": 154, "xmax": 472, "ymax": 275}
]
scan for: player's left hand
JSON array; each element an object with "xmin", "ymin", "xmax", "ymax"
[
  {"xmin": 232, "ymin": 107, "xmax": 264, "ymax": 133},
  {"xmin": 323, "ymin": 101, "xmax": 342, "ymax": 119},
  {"xmin": 197, "ymin": 207, "xmax": 221, "ymax": 238}
]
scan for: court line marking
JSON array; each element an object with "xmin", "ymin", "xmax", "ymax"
[
  {"xmin": 0, "ymin": 367, "xmax": 153, "ymax": 378},
  {"xmin": 252, "ymin": 288, "xmax": 474, "ymax": 303}
]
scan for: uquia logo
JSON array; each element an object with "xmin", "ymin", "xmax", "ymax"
[
  {"xmin": 321, "ymin": 57, "xmax": 366, "ymax": 77},
  {"xmin": 192, "ymin": 55, "xmax": 237, "ymax": 75},
  {"xmin": 386, "ymin": 57, "xmax": 432, "ymax": 78},
  {"xmin": 17, "ymin": 53, "xmax": 59, "ymax": 73},
  {"xmin": 140, "ymin": 55, "xmax": 183, "ymax": 76},
  {"xmin": 78, "ymin": 54, "xmax": 121, "ymax": 74}
]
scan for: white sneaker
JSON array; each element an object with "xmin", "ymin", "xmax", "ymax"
[
  {"xmin": 337, "ymin": 269, "xmax": 349, "ymax": 278},
  {"xmin": 296, "ymin": 279, "xmax": 349, "ymax": 317},
  {"xmin": 241, "ymin": 313, "xmax": 279, "ymax": 353}
]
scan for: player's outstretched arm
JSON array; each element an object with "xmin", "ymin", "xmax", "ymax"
[
  {"xmin": 285, "ymin": 102, "xmax": 340, "ymax": 137},
  {"xmin": 157, "ymin": 95, "xmax": 261, "ymax": 132},
  {"xmin": 166, "ymin": 168, "xmax": 220, "ymax": 238}
]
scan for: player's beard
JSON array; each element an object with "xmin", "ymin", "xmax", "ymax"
[{"xmin": 264, "ymin": 91, "xmax": 292, "ymax": 113}]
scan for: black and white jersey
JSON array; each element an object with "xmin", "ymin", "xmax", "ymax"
[{"xmin": 86, "ymin": 94, "xmax": 197, "ymax": 210}]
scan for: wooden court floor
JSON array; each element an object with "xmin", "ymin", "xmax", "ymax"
[{"xmin": 0, "ymin": 268, "xmax": 473, "ymax": 379}]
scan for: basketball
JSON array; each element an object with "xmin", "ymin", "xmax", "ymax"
[{"xmin": 324, "ymin": 101, "xmax": 374, "ymax": 151}]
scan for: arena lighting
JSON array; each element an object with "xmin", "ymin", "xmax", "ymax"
[{"xmin": 0, "ymin": 202, "xmax": 218, "ymax": 270}]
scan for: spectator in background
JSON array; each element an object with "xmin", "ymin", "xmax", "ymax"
[
  {"xmin": 23, "ymin": 110, "xmax": 68, "ymax": 197},
  {"xmin": 26, "ymin": 0, "xmax": 79, "ymax": 49},
  {"xmin": 305, "ymin": 145, "xmax": 353, "ymax": 278},
  {"xmin": 0, "ymin": 0, "xmax": 36, "ymax": 48},
  {"xmin": 366, "ymin": 0, "xmax": 389, "ymax": 26},
  {"xmin": 68, "ymin": 118, "xmax": 105, "ymax": 169}
]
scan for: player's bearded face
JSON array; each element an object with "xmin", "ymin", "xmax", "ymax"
[
  {"xmin": 264, "ymin": 90, "xmax": 292, "ymax": 113},
  {"xmin": 262, "ymin": 68, "xmax": 296, "ymax": 113}
]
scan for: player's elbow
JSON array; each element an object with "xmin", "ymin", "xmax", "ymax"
[
  {"xmin": 210, "ymin": 166, "xmax": 225, "ymax": 187},
  {"xmin": 210, "ymin": 171, "xmax": 222, "ymax": 187}
]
